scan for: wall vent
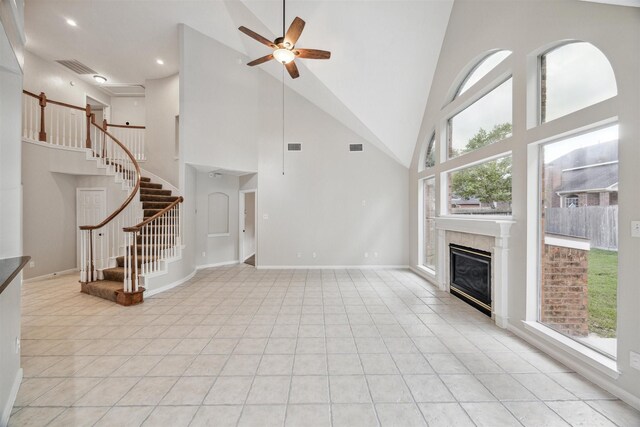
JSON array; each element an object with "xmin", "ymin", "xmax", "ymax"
[
  {"xmin": 288, "ymin": 143, "xmax": 302, "ymax": 151},
  {"xmin": 55, "ymin": 59, "xmax": 97, "ymax": 75},
  {"xmin": 349, "ymin": 143, "xmax": 363, "ymax": 152}
]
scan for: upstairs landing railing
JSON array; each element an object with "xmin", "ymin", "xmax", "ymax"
[{"xmin": 22, "ymin": 90, "xmax": 146, "ymax": 160}]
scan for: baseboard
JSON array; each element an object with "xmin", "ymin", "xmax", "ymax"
[
  {"xmin": 196, "ymin": 260, "xmax": 240, "ymax": 270},
  {"xmin": 144, "ymin": 270, "xmax": 196, "ymax": 298},
  {"xmin": 256, "ymin": 265, "xmax": 409, "ymax": 270},
  {"xmin": 1, "ymin": 368, "xmax": 23, "ymax": 427},
  {"xmin": 507, "ymin": 324, "xmax": 640, "ymax": 411},
  {"xmin": 22, "ymin": 268, "xmax": 78, "ymax": 283}
]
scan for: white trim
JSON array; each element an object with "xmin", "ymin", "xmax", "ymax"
[
  {"xmin": 509, "ymin": 323, "xmax": 640, "ymax": 411},
  {"xmin": 1, "ymin": 368, "xmax": 23, "ymax": 427},
  {"xmin": 239, "ymin": 189, "xmax": 258, "ymax": 267},
  {"xmin": 143, "ymin": 269, "xmax": 196, "ymax": 298},
  {"xmin": 409, "ymin": 266, "xmax": 438, "ymax": 286},
  {"xmin": 544, "ymin": 234, "xmax": 591, "ymax": 251},
  {"xmin": 196, "ymin": 260, "xmax": 240, "ymax": 270},
  {"xmin": 22, "ymin": 268, "xmax": 79, "ymax": 283},
  {"xmin": 257, "ymin": 265, "xmax": 409, "ymax": 270},
  {"xmin": 207, "ymin": 233, "xmax": 230, "ymax": 238}
]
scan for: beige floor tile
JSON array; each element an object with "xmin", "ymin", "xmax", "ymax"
[
  {"xmin": 8, "ymin": 407, "xmax": 65, "ymax": 427},
  {"xmin": 190, "ymin": 405, "xmax": 243, "ymax": 427},
  {"xmin": 94, "ymin": 406, "xmax": 154, "ymax": 427},
  {"xmin": 117, "ymin": 376, "xmax": 178, "ymax": 406},
  {"xmin": 30, "ymin": 377, "xmax": 102, "ymax": 406},
  {"xmin": 159, "ymin": 376, "xmax": 216, "ymax": 405},
  {"xmin": 285, "ymin": 404, "xmax": 331, "ymax": 427},
  {"xmin": 47, "ymin": 407, "xmax": 110, "ymax": 427},
  {"xmin": 73, "ymin": 376, "xmax": 139, "ymax": 406}
]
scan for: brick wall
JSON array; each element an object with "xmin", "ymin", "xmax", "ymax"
[{"xmin": 541, "ymin": 243, "xmax": 589, "ymax": 337}]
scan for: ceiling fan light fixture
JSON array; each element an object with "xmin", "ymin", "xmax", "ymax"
[
  {"xmin": 273, "ymin": 48, "xmax": 295, "ymax": 64},
  {"xmin": 93, "ymin": 75, "xmax": 107, "ymax": 84}
]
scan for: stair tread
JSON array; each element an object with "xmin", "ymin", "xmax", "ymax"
[{"xmin": 81, "ymin": 280, "xmax": 122, "ymax": 302}]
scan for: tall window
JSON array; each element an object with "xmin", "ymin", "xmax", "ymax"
[
  {"xmin": 538, "ymin": 125, "xmax": 618, "ymax": 357},
  {"xmin": 423, "ymin": 177, "xmax": 436, "ymax": 271},
  {"xmin": 541, "ymin": 42, "xmax": 617, "ymax": 123},
  {"xmin": 448, "ymin": 79, "xmax": 512, "ymax": 159}
]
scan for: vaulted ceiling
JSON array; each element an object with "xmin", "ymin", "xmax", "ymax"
[{"xmin": 24, "ymin": 0, "xmax": 454, "ymax": 166}]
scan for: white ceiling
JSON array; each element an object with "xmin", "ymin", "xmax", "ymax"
[{"xmin": 24, "ymin": 0, "xmax": 454, "ymax": 166}]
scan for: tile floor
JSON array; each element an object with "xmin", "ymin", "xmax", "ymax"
[{"xmin": 9, "ymin": 266, "xmax": 640, "ymax": 426}]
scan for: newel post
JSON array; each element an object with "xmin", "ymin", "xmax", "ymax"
[
  {"xmin": 85, "ymin": 104, "xmax": 92, "ymax": 149},
  {"xmin": 102, "ymin": 119, "xmax": 108, "ymax": 131},
  {"xmin": 38, "ymin": 92, "xmax": 47, "ymax": 141}
]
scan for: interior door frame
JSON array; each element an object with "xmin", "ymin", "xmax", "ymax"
[
  {"xmin": 76, "ymin": 187, "xmax": 107, "ymax": 269},
  {"xmin": 238, "ymin": 189, "xmax": 257, "ymax": 265}
]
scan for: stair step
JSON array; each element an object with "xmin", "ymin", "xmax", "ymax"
[
  {"xmin": 116, "ymin": 255, "xmax": 158, "ymax": 268},
  {"xmin": 142, "ymin": 201, "xmax": 174, "ymax": 210},
  {"xmin": 140, "ymin": 195, "xmax": 179, "ymax": 203},
  {"xmin": 102, "ymin": 267, "xmax": 125, "ymax": 283},
  {"xmin": 137, "ymin": 234, "xmax": 176, "ymax": 243},
  {"xmin": 130, "ymin": 244, "xmax": 172, "ymax": 254},
  {"xmin": 81, "ymin": 280, "xmax": 122, "ymax": 302},
  {"xmin": 141, "ymin": 181, "xmax": 162, "ymax": 189},
  {"xmin": 140, "ymin": 188, "xmax": 172, "ymax": 196},
  {"xmin": 140, "ymin": 177, "xmax": 151, "ymax": 183},
  {"xmin": 144, "ymin": 209, "xmax": 166, "ymax": 217}
]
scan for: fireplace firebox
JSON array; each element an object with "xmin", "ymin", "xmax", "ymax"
[{"xmin": 449, "ymin": 244, "xmax": 492, "ymax": 316}]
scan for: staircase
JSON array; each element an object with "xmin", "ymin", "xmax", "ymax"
[{"xmin": 81, "ymin": 177, "xmax": 180, "ymax": 304}]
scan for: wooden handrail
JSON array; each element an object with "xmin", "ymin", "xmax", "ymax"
[
  {"xmin": 106, "ymin": 123, "xmax": 146, "ymax": 129},
  {"xmin": 22, "ymin": 89, "xmax": 39, "ymax": 98},
  {"xmin": 79, "ymin": 122, "xmax": 142, "ymax": 231},
  {"xmin": 124, "ymin": 196, "xmax": 183, "ymax": 233}
]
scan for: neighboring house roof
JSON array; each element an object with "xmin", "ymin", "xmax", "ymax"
[
  {"xmin": 556, "ymin": 162, "xmax": 618, "ymax": 194},
  {"xmin": 552, "ymin": 140, "xmax": 618, "ymax": 194}
]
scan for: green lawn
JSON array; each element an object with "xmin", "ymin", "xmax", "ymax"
[{"xmin": 587, "ymin": 249, "xmax": 618, "ymax": 338}]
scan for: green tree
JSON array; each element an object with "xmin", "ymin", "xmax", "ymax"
[{"xmin": 451, "ymin": 123, "xmax": 512, "ymax": 206}]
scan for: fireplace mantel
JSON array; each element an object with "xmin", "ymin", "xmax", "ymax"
[
  {"xmin": 434, "ymin": 216, "xmax": 515, "ymax": 328},
  {"xmin": 435, "ymin": 216, "xmax": 515, "ymax": 237}
]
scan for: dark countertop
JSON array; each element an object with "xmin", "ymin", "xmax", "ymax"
[{"xmin": 0, "ymin": 256, "xmax": 30, "ymax": 296}]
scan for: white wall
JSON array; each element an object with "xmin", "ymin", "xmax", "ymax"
[
  {"xmin": 179, "ymin": 25, "xmax": 409, "ymax": 268},
  {"xmin": 146, "ymin": 74, "xmax": 178, "ymax": 186},
  {"xmin": 0, "ymin": 3, "xmax": 24, "ymax": 424},
  {"xmin": 409, "ymin": 0, "xmax": 640, "ymax": 406},
  {"xmin": 22, "ymin": 141, "xmax": 131, "ymax": 279},
  {"xmin": 110, "ymin": 97, "xmax": 145, "ymax": 126},
  {"xmin": 22, "ymin": 50, "xmax": 111, "ymax": 108},
  {"xmin": 180, "ymin": 25, "xmax": 259, "ymax": 173},
  {"xmin": 195, "ymin": 172, "xmax": 240, "ymax": 267}
]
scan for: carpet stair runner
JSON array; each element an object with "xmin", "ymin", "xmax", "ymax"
[{"xmin": 81, "ymin": 176, "xmax": 178, "ymax": 304}]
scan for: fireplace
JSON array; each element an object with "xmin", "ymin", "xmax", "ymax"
[{"xmin": 449, "ymin": 244, "xmax": 492, "ymax": 316}]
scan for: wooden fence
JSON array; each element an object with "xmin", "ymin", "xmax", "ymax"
[{"xmin": 545, "ymin": 206, "xmax": 618, "ymax": 250}]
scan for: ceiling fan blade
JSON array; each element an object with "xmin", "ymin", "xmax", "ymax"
[
  {"xmin": 294, "ymin": 49, "xmax": 331, "ymax": 60},
  {"xmin": 284, "ymin": 17, "xmax": 305, "ymax": 47},
  {"xmin": 238, "ymin": 26, "xmax": 276, "ymax": 48},
  {"xmin": 285, "ymin": 61, "xmax": 300, "ymax": 79},
  {"xmin": 247, "ymin": 54, "xmax": 274, "ymax": 66}
]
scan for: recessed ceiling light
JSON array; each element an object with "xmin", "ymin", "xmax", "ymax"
[
  {"xmin": 66, "ymin": 18, "xmax": 77, "ymax": 27},
  {"xmin": 93, "ymin": 75, "xmax": 107, "ymax": 84},
  {"xmin": 156, "ymin": 59, "xmax": 164, "ymax": 65}
]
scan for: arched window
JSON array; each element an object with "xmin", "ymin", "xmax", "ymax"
[
  {"xmin": 541, "ymin": 42, "xmax": 617, "ymax": 123},
  {"xmin": 457, "ymin": 50, "xmax": 512, "ymax": 96},
  {"xmin": 424, "ymin": 133, "xmax": 435, "ymax": 169}
]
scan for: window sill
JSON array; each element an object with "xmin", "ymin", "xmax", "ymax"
[
  {"xmin": 208, "ymin": 233, "xmax": 230, "ymax": 238},
  {"xmin": 415, "ymin": 264, "xmax": 436, "ymax": 278},
  {"xmin": 521, "ymin": 321, "xmax": 619, "ymax": 379}
]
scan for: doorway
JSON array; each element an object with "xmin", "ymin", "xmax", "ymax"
[
  {"xmin": 86, "ymin": 95, "xmax": 110, "ymax": 125},
  {"xmin": 239, "ymin": 190, "xmax": 256, "ymax": 266},
  {"xmin": 76, "ymin": 188, "xmax": 107, "ymax": 269}
]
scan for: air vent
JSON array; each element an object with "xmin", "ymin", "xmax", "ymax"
[
  {"xmin": 349, "ymin": 143, "xmax": 363, "ymax": 152},
  {"xmin": 55, "ymin": 59, "xmax": 97, "ymax": 75},
  {"xmin": 288, "ymin": 143, "xmax": 302, "ymax": 151},
  {"xmin": 100, "ymin": 84, "xmax": 146, "ymax": 97}
]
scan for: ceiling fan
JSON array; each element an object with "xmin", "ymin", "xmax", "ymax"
[{"xmin": 238, "ymin": 1, "xmax": 331, "ymax": 79}]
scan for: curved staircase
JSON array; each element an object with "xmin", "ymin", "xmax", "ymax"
[{"xmin": 81, "ymin": 176, "xmax": 180, "ymax": 303}]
